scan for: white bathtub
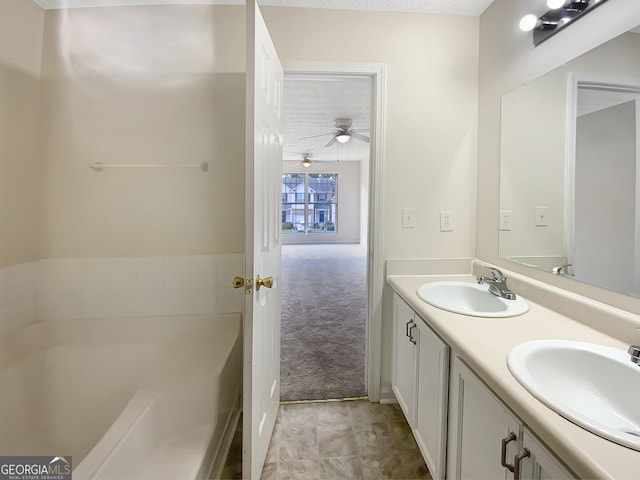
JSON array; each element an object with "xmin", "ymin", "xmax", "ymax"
[{"xmin": 0, "ymin": 314, "xmax": 242, "ymax": 479}]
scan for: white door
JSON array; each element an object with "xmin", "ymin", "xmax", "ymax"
[{"xmin": 243, "ymin": 0, "xmax": 283, "ymax": 478}]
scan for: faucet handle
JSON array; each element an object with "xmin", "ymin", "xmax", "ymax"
[
  {"xmin": 481, "ymin": 266, "xmax": 505, "ymax": 282},
  {"xmin": 629, "ymin": 345, "xmax": 640, "ymax": 364}
]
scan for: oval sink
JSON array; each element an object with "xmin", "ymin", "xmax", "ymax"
[
  {"xmin": 508, "ymin": 339, "xmax": 640, "ymax": 451},
  {"xmin": 416, "ymin": 281, "xmax": 529, "ymax": 318}
]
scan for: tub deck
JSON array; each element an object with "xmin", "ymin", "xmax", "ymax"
[{"xmin": 0, "ymin": 314, "xmax": 241, "ymax": 480}]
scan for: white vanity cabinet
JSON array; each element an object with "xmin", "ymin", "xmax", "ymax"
[
  {"xmin": 447, "ymin": 356, "xmax": 577, "ymax": 480},
  {"xmin": 413, "ymin": 317, "xmax": 449, "ymax": 479},
  {"xmin": 392, "ymin": 294, "xmax": 449, "ymax": 479},
  {"xmin": 447, "ymin": 356, "xmax": 522, "ymax": 479},
  {"xmin": 392, "ymin": 294, "xmax": 418, "ymax": 424},
  {"xmin": 519, "ymin": 428, "xmax": 577, "ymax": 480}
]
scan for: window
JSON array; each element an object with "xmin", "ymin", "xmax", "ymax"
[{"xmin": 282, "ymin": 173, "xmax": 337, "ymax": 234}]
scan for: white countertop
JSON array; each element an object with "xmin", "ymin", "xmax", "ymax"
[{"xmin": 387, "ymin": 274, "xmax": 640, "ymax": 480}]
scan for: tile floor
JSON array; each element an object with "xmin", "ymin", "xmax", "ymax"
[{"xmin": 220, "ymin": 400, "xmax": 432, "ymax": 480}]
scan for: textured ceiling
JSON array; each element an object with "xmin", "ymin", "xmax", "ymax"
[
  {"xmin": 577, "ymin": 88, "xmax": 640, "ymax": 117},
  {"xmin": 283, "ymin": 76, "xmax": 372, "ymax": 163},
  {"xmin": 33, "ymin": 0, "xmax": 495, "ymax": 15}
]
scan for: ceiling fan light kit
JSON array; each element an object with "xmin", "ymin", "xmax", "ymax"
[
  {"xmin": 336, "ymin": 133, "xmax": 351, "ymax": 144},
  {"xmin": 299, "ymin": 117, "xmax": 370, "ymax": 149}
]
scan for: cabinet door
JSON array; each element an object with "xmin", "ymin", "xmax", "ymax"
[
  {"xmin": 447, "ymin": 356, "xmax": 522, "ymax": 480},
  {"xmin": 519, "ymin": 428, "xmax": 577, "ymax": 480},
  {"xmin": 392, "ymin": 294, "xmax": 417, "ymax": 425},
  {"xmin": 414, "ymin": 318, "xmax": 449, "ymax": 480}
]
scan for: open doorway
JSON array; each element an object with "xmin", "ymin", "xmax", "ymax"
[{"xmin": 280, "ymin": 74, "xmax": 372, "ymax": 401}]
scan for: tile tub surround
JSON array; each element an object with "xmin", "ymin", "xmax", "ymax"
[
  {"xmin": 0, "ymin": 254, "xmax": 243, "ymax": 336},
  {"xmin": 260, "ymin": 401, "xmax": 431, "ymax": 480},
  {"xmin": 0, "ymin": 262, "xmax": 37, "ymax": 337}
]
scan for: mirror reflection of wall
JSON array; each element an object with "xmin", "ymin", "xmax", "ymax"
[
  {"xmin": 574, "ymin": 86, "xmax": 640, "ymax": 294},
  {"xmin": 499, "ymin": 68, "xmax": 568, "ymax": 271},
  {"xmin": 499, "ymin": 25, "xmax": 640, "ymax": 297}
]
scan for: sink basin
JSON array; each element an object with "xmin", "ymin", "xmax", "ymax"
[
  {"xmin": 416, "ymin": 281, "xmax": 529, "ymax": 318},
  {"xmin": 508, "ymin": 339, "xmax": 640, "ymax": 451}
]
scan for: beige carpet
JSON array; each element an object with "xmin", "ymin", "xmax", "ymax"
[{"xmin": 280, "ymin": 244, "xmax": 367, "ymax": 401}]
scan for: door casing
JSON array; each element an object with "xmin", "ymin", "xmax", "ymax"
[{"xmin": 283, "ymin": 62, "xmax": 386, "ymax": 402}]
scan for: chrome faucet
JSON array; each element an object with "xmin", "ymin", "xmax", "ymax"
[
  {"xmin": 629, "ymin": 345, "xmax": 640, "ymax": 365},
  {"xmin": 477, "ymin": 267, "xmax": 517, "ymax": 300},
  {"xmin": 552, "ymin": 264, "xmax": 572, "ymax": 275}
]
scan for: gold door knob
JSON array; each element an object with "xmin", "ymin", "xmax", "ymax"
[
  {"xmin": 256, "ymin": 274, "xmax": 273, "ymax": 291},
  {"xmin": 233, "ymin": 276, "xmax": 245, "ymax": 288}
]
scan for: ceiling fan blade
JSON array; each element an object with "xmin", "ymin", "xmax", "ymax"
[
  {"xmin": 351, "ymin": 131, "xmax": 370, "ymax": 143},
  {"xmin": 299, "ymin": 131, "xmax": 336, "ymax": 140},
  {"xmin": 324, "ymin": 136, "xmax": 337, "ymax": 148}
]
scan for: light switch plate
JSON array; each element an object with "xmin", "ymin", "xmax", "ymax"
[
  {"xmin": 402, "ymin": 208, "xmax": 416, "ymax": 228},
  {"xmin": 535, "ymin": 207, "xmax": 548, "ymax": 226}
]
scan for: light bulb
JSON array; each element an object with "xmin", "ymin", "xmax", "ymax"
[
  {"xmin": 336, "ymin": 134, "xmax": 351, "ymax": 144},
  {"xmin": 547, "ymin": 0, "xmax": 567, "ymax": 9},
  {"xmin": 302, "ymin": 157, "xmax": 312, "ymax": 168},
  {"xmin": 519, "ymin": 14, "xmax": 539, "ymax": 32}
]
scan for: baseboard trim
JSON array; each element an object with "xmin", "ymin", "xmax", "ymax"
[
  {"xmin": 378, "ymin": 386, "xmax": 397, "ymax": 405},
  {"xmin": 280, "ymin": 396, "xmax": 368, "ymax": 405}
]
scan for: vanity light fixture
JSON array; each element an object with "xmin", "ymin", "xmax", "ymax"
[
  {"xmin": 547, "ymin": 0, "xmax": 569, "ymax": 8},
  {"xmin": 520, "ymin": 0, "xmax": 608, "ymax": 46},
  {"xmin": 519, "ymin": 15, "xmax": 558, "ymax": 32}
]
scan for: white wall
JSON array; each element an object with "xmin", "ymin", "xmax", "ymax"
[
  {"xmin": 499, "ymin": 69, "xmax": 567, "ymax": 263},
  {"xmin": 360, "ymin": 154, "xmax": 370, "ymax": 248},
  {"xmin": 263, "ymin": 6, "xmax": 479, "ymax": 393},
  {"xmin": 0, "ymin": 0, "xmax": 45, "ymax": 335},
  {"xmin": 39, "ymin": 5, "xmax": 246, "ymax": 258},
  {"xmin": 0, "ymin": 0, "xmax": 45, "ymax": 268},
  {"xmin": 263, "ymin": 7, "xmax": 479, "ymax": 261},
  {"xmin": 574, "ymin": 101, "xmax": 636, "ymax": 294},
  {"xmin": 478, "ymin": 0, "xmax": 640, "ymax": 313}
]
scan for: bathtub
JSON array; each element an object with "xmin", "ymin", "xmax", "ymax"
[{"xmin": 0, "ymin": 314, "xmax": 242, "ymax": 479}]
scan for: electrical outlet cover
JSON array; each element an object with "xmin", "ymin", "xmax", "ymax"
[
  {"xmin": 440, "ymin": 211, "xmax": 453, "ymax": 232},
  {"xmin": 500, "ymin": 210, "xmax": 512, "ymax": 231}
]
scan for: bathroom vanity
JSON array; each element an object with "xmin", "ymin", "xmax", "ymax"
[{"xmin": 388, "ymin": 267, "xmax": 640, "ymax": 479}]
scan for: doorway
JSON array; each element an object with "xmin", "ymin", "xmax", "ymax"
[
  {"xmin": 280, "ymin": 73, "xmax": 371, "ymax": 401},
  {"xmin": 567, "ymin": 78, "xmax": 640, "ymax": 295}
]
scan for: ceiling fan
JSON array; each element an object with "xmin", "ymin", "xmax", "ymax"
[
  {"xmin": 302, "ymin": 118, "xmax": 370, "ymax": 148},
  {"xmin": 287, "ymin": 153, "xmax": 336, "ymax": 169}
]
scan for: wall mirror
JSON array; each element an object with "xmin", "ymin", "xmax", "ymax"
[{"xmin": 499, "ymin": 24, "xmax": 640, "ymax": 297}]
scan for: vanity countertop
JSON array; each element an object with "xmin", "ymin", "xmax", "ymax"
[{"xmin": 387, "ymin": 274, "xmax": 640, "ymax": 480}]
